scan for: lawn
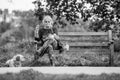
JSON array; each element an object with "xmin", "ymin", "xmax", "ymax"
[{"xmin": 0, "ymin": 40, "xmax": 120, "ymax": 67}]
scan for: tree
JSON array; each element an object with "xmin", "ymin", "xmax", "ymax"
[
  {"xmin": 33, "ymin": 0, "xmax": 82, "ymax": 25},
  {"xmin": 33, "ymin": 0, "xmax": 120, "ymax": 31},
  {"xmin": 0, "ymin": 22, "xmax": 11, "ymax": 33},
  {"xmin": 0, "ymin": 9, "xmax": 2, "ymax": 14}
]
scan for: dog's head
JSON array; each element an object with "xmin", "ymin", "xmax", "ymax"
[{"xmin": 13, "ymin": 54, "xmax": 26, "ymax": 62}]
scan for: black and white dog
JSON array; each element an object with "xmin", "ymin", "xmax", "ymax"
[{"xmin": 6, "ymin": 54, "xmax": 26, "ymax": 67}]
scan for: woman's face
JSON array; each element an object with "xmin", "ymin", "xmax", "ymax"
[{"xmin": 42, "ymin": 15, "xmax": 53, "ymax": 29}]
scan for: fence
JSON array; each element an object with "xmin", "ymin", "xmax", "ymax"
[{"xmin": 59, "ymin": 30, "xmax": 114, "ymax": 66}]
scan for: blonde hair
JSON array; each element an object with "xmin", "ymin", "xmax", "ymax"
[{"xmin": 42, "ymin": 15, "xmax": 54, "ymax": 28}]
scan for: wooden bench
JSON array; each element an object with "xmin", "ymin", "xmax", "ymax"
[{"xmin": 58, "ymin": 30, "xmax": 114, "ymax": 66}]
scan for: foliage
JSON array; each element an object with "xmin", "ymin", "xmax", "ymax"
[
  {"xmin": 0, "ymin": 10, "xmax": 37, "ymax": 45},
  {"xmin": 12, "ymin": 10, "xmax": 38, "ymax": 39},
  {"xmin": 33, "ymin": 0, "xmax": 120, "ymax": 31},
  {"xmin": 33, "ymin": 0, "xmax": 82, "ymax": 24},
  {"xmin": 12, "ymin": 10, "xmax": 39, "ymax": 28},
  {"xmin": 0, "ymin": 22, "xmax": 11, "ymax": 33}
]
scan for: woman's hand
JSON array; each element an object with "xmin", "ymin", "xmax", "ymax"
[
  {"xmin": 53, "ymin": 34, "xmax": 60, "ymax": 40},
  {"xmin": 48, "ymin": 34, "xmax": 55, "ymax": 40}
]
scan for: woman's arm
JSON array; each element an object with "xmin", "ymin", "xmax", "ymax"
[{"xmin": 52, "ymin": 27, "xmax": 60, "ymax": 40}]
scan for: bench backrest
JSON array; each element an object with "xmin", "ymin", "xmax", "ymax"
[{"xmin": 58, "ymin": 30, "xmax": 114, "ymax": 65}]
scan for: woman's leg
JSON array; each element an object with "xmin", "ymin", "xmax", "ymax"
[
  {"xmin": 46, "ymin": 45, "xmax": 55, "ymax": 66},
  {"xmin": 34, "ymin": 39, "xmax": 55, "ymax": 61}
]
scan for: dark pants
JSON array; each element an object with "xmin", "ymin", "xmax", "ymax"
[{"xmin": 34, "ymin": 39, "xmax": 63, "ymax": 66}]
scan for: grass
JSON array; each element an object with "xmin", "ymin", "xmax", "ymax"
[{"xmin": 0, "ymin": 40, "xmax": 120, "ymax": 67}]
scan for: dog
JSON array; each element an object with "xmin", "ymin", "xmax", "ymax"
[{"xmin": 6, "ymin": 54, "xmax": 26, "ymax": 67}]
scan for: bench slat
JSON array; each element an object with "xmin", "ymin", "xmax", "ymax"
[
  {"xmin": 68, "ymin": 42, "xmax": 108, "ymax": 47},
  {"xmin": 60, "ymin": 38, "xmax": 108, "ymax": 42},
  {"xmin": 54, "ymin": 50, "xmax": 109, "ymax": 55},
  {"xmin": 59, "ymin": 32, "xmax": 108, "ymax": 36}
]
